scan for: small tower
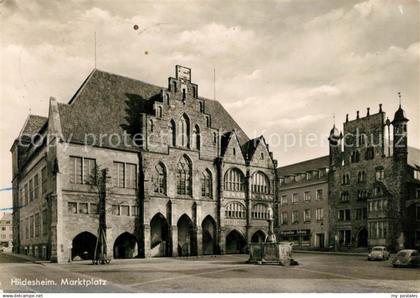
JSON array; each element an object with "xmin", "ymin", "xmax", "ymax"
[
  {"xmin": 391, "ymin": 104, "xmax": 409, "ymax": 160},
  {"xmin": 328, "ymin": 125, "xmax": 342, "ymax": 167}
]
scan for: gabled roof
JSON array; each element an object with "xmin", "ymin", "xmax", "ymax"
[
  {"xmin": 277, "ymin": 155, "xmax": 329, "ymax": 177},
  {"xmin": 57, "ymin": 69, "xmax": 249, "ymax": 149},
  {"xmin": 241, "ymin": 135, "xmax": 267, "ymax": 160},
  {"xmin": 19, "ymin": 115, "xmax": 47, "ymax": 137}
]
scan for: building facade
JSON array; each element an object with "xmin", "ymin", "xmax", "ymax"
[
  {"xmin": 0, "ymin": 213, "xmax": 13, "ymax": 252},
  {"xmin": 11, "ymin": 66, "xmax": 278, "ymax": 263},
  {"xmin": 328, "ymin": 105, "xmax": 420, "ymax": 251},
  {"xmin": 276, "ymin": 156, "xmax": 329, "ymax": 249}
]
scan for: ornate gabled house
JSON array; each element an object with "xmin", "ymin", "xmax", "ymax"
[{"xmin": 11, "ymin": 65, "xmax": 277, "ymax": 263}]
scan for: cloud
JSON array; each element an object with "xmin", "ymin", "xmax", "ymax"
[{"xmin": 0, "ymin": 0, "xmax": 419, "ymax": 208}]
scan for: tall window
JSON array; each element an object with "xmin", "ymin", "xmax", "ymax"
[
  {"xmin": 169, "ymin": 120, "xmax": 176, "ymax": 146},
  {"xmin": 251, "ymin": 204, "xmax": 268, "ymax": 219},
  {"xmin": 304, "ymin": 209, "xmax": 311, "ymax": 222},
  {"xmin": 292, "ymin": 193, "xmax": 299, "ymax": 204},
  {"xmin": 193, "ymin": 125, "xmax": 201, "ymax": 150},
  {"xmin": 292, "ymin": 210, "xmax": 299, "ymax": 224},
  {"xmin": 29, "ymin": 178, "xmax": 34, "ymax": 202},
  {"xmin": 114, "ymin": 162, "xmax": 125, "ymax": 188},
  {"xmin": 177, "ymin": 156, "xmax": 192, "ymax": 196},
  {"xmin": 316, "ymin": 189, "xmax": 323, "ymax": 200},
  {"xmin": 225, "ymin": 202, "xmax": 246, "ymax": 219},
  {"xmin": 281, "ymin": 212, "xmax": 288, "ymax": 224},
  {"xmin": 126, "ymin": 163, "xmax": 137, "ymax": 189},
  {"xmin": 33, "ymin": 174, "xmax": 39, "ymax": 200},
  {"xmin": 281, "ymin": 195, "xmax": 288, "ymax": 206},
  {"xmin": 224, "ymin": 168, "xmax": 245, "ymax": 192},
  {"xmin": 358, "ymin": 171, "xmax": 366, "ymax": 183},
  {"xmin": 251, "ymin": 171, "xmax": 270, "ymax": 194},
  {"xmin": 34, "ymin": 213, "xmax": 40, "ymax": 237},
  {"xmin": 154, "ymin": 163, "xmax": 167, "ymax": 194},
  {"xmin": 304, "ymin": 191, "xmax": 311, "ymax": 201},
  {"xmin": 375, "ymin": 168, "xmax": 384, "ymax": 181},
  {"xmin": 201, "ymin": 169, "xmax": 212, "ymax": 198},
  {"xmin": 113, "ymin": 162, "xmax": 137, "ymax": 189},
  {"xmin": 365, "ymin": 147, "xmax": 374, "ymax": 160},
  {"xmin": 24, "ymin": 184, "xmax": 28, "ymax": 205},
  {"xmin": 70, "ymin": 156, "xmax": 96, "ymax": 184},
  {"xmin": 316, "ymin": 208, "xmax": 324, "ymax": 221},
  {"xmin": 41, "ymin": 167, "xmax": 47, "ymax": 194},
  {"xmin": 180, "ymin": 114, "xmax": 190, "ymax": 147}
]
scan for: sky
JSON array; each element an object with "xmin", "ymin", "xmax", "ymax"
[{"xmin": 0, "ymin": 0, "xmax": 419, "ymax": 210}]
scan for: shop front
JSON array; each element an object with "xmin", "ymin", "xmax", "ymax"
[{"xmin": 279, "ymin": 229, "xmax": 311, "ymax": 248}]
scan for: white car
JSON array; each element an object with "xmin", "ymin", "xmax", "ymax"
[{"xmin": 368, "ymin": 246, "xmax": 390, "ymax": 261}]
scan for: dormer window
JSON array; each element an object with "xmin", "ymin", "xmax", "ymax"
[{"xmin": 156, "ymin": 106, "xmax": 162, "ymax": 118}]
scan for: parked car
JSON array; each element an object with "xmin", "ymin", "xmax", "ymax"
[
  {"xmin": 392, "ymin": 249, "xmax": 420, "ymax": 267},
  {"xmin": 368, "ymin": 246, "xmax": 390, "ymax": 261}
]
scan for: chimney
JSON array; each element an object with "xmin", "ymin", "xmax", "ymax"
[
  {"xmin": 346, "ymin": 114, "xmax": 349, "ymax": 122},
  {"xmin": 357, "ymin": 111, "xmax": 359, "ymax": 119},
  {"xmin": 367, "ymin": 107, "xmax": 370, "ymax": 116},
  {"xmin": 379, "ymin": 103, "xmax": 382, "ymax": 112}
]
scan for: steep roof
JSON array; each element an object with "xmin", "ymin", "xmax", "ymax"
[
  {"xmin": 19, "ymin": 115, "xmax": 47, "ymax": 137},
  {"xmin": 57, "ymin": 69, "xmax": 249, "ymax": 149},
  {"xmin": 277, "ymin": 155, "xmax": 329, "ymax": 177},
  {"xmin": 408, "ymin": 147, "xmax": 420, "ymax": 168}
]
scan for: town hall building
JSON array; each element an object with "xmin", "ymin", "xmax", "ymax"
[{"xmin": 11, "ymin": 66, "xmax": 277, "ymax": 263}]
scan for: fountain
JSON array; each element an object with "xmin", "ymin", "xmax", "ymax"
[{"xmin": 248, "ymin": 206, "xmax": 296, "ymax": 266}]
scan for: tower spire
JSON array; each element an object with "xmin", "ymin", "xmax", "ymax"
[{"xmin": 398, "ymin": 91, "xmax": 401, "ymax": 107}]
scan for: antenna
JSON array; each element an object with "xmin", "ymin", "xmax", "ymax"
[
  {"xmin": 94, "ymin": 31, "xmax": 97, "ymax": 69},
  {"xmin": 213, "ymin": 68, "xmax": 216, "ymax": 100}
]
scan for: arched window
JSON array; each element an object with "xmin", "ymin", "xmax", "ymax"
[
  {"xmin": 176, "ymin": 156, "xmax": 192, "ymax": 196},
  {"xmin": 213, "ymin": 132, "xmax": 217, "ymax": 144},
  {"xmin": 224, "ymin": 168, "xmax": 245, "ymax": 192},
  {"xmin": 193, "ymin": 125, "xmax": 200, "ymax": 150},
  {"xmin": 182, "ymin": 88, "xmax": 186, "ymax": 100},
  {"xmin": 172, "ymin": 81, "xmax": 177, "ymax": 92},
  {"xmin": 154, "ymin": 163, "xmax": 166, "ymax": 195},
  {"xmin": 206, "ymin": 116, "xmax": 210, "ymax": 127},
  {"xmin": 169, "ymin": 120, "xmax": 176, "ymax": 146},
  {"xmin": 225, "ymin": 202, "xmax": 246, "ymax": 219},
  {"xmin": 201, "ymin": 169, "xmax": 212, "ymax": 198},
  {"xmin": 180, "ymin": 114, "xmax": 190, "ymax": 148},
  {"xmin": 251, "ymin": 203, "xmax": 268, "ymax": 219},
  {"xmin": 149, "ymin": 119, "xmax": 154, "ymax": 132},
  {"xmin": 251, "ymin": 171, "xmax": 270, "ymax": 194},
  {"xmin": 157, "ymin": 106, "xmax": 163, "ymax": 118}
]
